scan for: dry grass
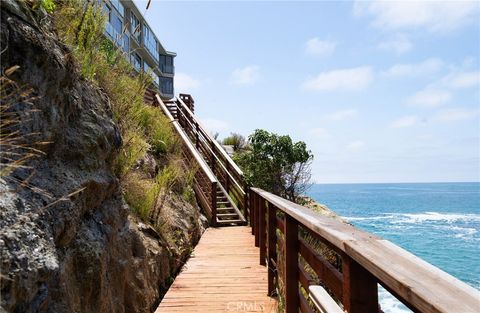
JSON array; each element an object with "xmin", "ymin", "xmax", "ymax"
[{"xmin": 53, "ymin": 0, "xmax": 194, "ymax": 222}]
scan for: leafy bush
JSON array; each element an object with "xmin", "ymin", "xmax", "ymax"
[
  {"xmin": 235, "ymin": 129, "xmax": 313, "ymax": 202},
  {"xmin": 41, "ymin": 0, "xmax": 56, "ymax": 13}
]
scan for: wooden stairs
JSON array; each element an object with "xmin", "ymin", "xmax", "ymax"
[{"xmin": 155, "ymin": 94, "xmax": 247, "ymax": 227}]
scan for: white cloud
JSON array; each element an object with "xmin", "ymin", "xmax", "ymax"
[
  {"xmin": 309, "ymin": 127, "xmax": 329, "ymax": 138},
  {"xmin": 322, "ymin": 109, "xmax": 358, "ymax": 121},
  {"xmin": 383, "ymin": 58, "xmax": 444, "ymax": 78},
  {"xmin": 391, "ymin": 115, "xmax": 419, "ymax": 128},
  {"xmin": 302, "ymin": 66, "xmax": 373, "ymax": 92},
  {"xmin": 440, "ymin": 70, "xmax": 480, "ymax": 89},
  {"xmin": 231, "ymin": 66, "xmax": 260, "ymax": 85},
  {"xmin": 354, "ymin": 0, "xmax": 480, "ymax": 33},
  {"xmin": 175, "ymin": 73, "xmax": 200, "ymax": 92},
  {"xmin": 432, "ymin": 108, "xmax": 480, "ymax": 123},
  {"xmin": 407, "ymin": 89, "xmax": 451, "ymax": 108},
  {"xmin": 201, "ymin": 118, "xmax": 229, "ymax": 133},
  {"xmin": 305, "ymin": 38, "xmax": 337, "ymax": 57},
  {"xmin": 378, "ymin": 33, "xmax": 412, "ymax": 54},
  {"xmin": 346, "ymin": 140, "xmax": 365, "ymax": 150}
]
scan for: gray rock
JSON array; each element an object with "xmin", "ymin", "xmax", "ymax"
[{"xmin": 0, "ymin": 3, "xmax": 205, "ymax": 313}]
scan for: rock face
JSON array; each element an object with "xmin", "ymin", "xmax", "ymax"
[{"xmin": 0, "ymin": 3, "xmax": 204, "ymax": 312}]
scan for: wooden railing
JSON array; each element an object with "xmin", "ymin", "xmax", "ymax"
[
  {"xmin": 250, "ymin": 187, "xmax": 480, "ymax": 313},
  {"xmin": 166, "ymin": 96, "xmax": 250, "ymax": 221},
  {"xmin": 156, "ymin": 95, "xmax": 218, "ymax": 224}
]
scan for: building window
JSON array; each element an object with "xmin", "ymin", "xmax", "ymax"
[
  {"xmin": 131, "ymin": 53, "xmax": 142, "ymax": 71},
  {"xmin": 143, "ymin": 25, "xmax": 159, "ymax": 62},
  {"xmin": 110, "ymin": 13, "xmax": 122, "ymax": 35},
  {"xmin": 130, "ymin": 12, "xmax": 141, "ymax": 42},
  {"xmin": 144, "ymin": 63, "xmax": 159, "ymax": 86},
  {"xmin": 160, "ymin": 76, "xmax": 174, "ymax": 95},
  {"xmin": 110, "ymin": 0, "xmax": 124, "ymax": 17},
  {"xmin": 102, "ymin": 2, "xmax": 110, "ymax": 17},
  {"xmin": 160, "ymin": 55, "xmax": 174, "ymax": 74}
]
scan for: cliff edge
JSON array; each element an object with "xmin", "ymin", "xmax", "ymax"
[{"xmin": 0, "ymin": 2, "xmax": 204, "ymax": 312}]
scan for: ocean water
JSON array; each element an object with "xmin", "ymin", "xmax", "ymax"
[{"xmin": 307, "ymin": 182, "xmax": 480, "ymax": 312}]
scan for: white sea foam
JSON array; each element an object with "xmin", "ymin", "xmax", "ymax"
[
  {"xmin": 378, "ymin": 286, "xmax": 411, "ymax": 313},
  {"xmin": 345, "ymin": 212, "xmax": 480, "ymax": 224},
  {"xmin": 343, "ymin": 214, "xmax": 395, "ymax": 221},
  {"xmin": 394, "ymin": 211, "xmax": 480, "ymax": 224}
]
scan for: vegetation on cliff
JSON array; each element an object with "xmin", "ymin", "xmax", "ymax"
[
  {"xmin": 0, "ymin": 1, "xmax": 204, "ymax": 311},
  {"xmin": 52, "ymin": 0, "xmax": 195, "ymax": 228}
]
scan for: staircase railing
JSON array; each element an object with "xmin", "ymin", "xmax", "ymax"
[
  {"xmin": 167, "ymin": 96, "xmax": 250, "ymax": 221},
  {"xmin": 156, "ymin": 95, "xmax": 218, "ymax": 225},
  {"xmin": 249, "ymin": 187, "xmax": 480, "ymax": 313}
]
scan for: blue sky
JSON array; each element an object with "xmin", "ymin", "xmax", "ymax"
[{"xmin": 135, "ymin": 0, "xmax": 480, "ymax": 183}]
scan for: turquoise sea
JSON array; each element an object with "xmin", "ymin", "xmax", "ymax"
[{"xmin": 308, "ymin": 182, "xmax": 480, "ymax": 312}]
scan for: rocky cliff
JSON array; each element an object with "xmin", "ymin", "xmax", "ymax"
[{"xmin": 0, "ymin": 2, "xmax": 204, "ymax": 312}]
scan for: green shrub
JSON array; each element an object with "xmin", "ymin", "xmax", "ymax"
[
  {"xmin": 137, "ymin": 105, "xmax": 179, "ymax": 156},
  {"xmin": 41, "ymin": 0, "xmax": 56, "ymax": 13},
  {"xmin": 114, "ymin": 129, "xmax": 149, "ymax": 176},
  {"xmin": 123, "ymin": 172, "xmax": 159, "ymax": 220},
  {"xmin": 222, "ymin": 133, "xmax": 246, "ymax": 151}
]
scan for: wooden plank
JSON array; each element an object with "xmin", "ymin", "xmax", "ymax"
[
  {"xmin": 284, "ymin": 215, "xmax": 299, "ymax": 313},
  {"xmin": 298, "ymin": 264, "xmax": 312, "ymax": 292},
  {"xmin": 345, "ymin": 239, "xmax": 480, "ymax": 313},
  {"xmin": 259, "ymin": 198, "xmax": 266, "ymax": 266},
  {"xmin": 267, "ymin": 203, "xmax": 277, "ymax": 295},
  {"xmin": 342, "ymin": 256, "xmax": 378, "ymax": 313},
  {"xmin": 254, "ymin": 193, "xmax": 260, "ymax": 247},
  {"xmin": 298, "ymin": 237, "xmax": 343, "ymax": 300},
  {"xmin": 156, "ymin": 227, "xmax": 277, "ymax": 313},
  {"xmin": 309, "ymin": 285, "xmax": 344, "ymax": 313},
  {"xmin": 299, "ymin": 291, "xmax": 314, "ymax": 313}
]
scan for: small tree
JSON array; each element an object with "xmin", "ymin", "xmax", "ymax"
[
  {"xmin": 234, "ymin": 129, "xmax": 313, "ymax": 203},
  {"xmin": 222, "ymin": 132, "xmax": 246, "ymax": 151}
]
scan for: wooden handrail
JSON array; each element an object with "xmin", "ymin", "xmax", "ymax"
[
  {"xmin": 175, "ymin": 105, "xmax": 246, "ymax": 194},
  {"xmin": 250, "ymin": 187, "xmax": 480, "ymax": 313},
  {"xmin": 156, "ymin": 95, "xmax": 218, "ymax": 225},
  {"xmin": 157, "ymin": 96, "xmax": 217, "ymax": 183},
  {"xmin": 176, "ymin": 97, "xmax": 244, "ymax": 176},
  {"xmin": 165, "ymin": 95, "xmax": 250, "ymax": 220}
]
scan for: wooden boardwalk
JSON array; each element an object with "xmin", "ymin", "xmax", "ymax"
[{"xmin": 155, "ymin": 226, "xmax": 278, "ymax": 312}]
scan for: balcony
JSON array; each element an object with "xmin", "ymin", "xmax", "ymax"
[
  {"xmin": 160, "ymin": 64, "xmax": 175, "ymax": 74},
  {"xmin": 105, "ymin": 22, "xmax": 129, "ymax": 52},
  {"xmin": 160, "ymin": 76, "xmax": 174, "ymax": 97}
]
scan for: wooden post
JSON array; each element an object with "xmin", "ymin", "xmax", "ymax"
[
  {"xmin": 267, "ymin": 202, "xmax": 277, "ymax": 296},
  {"xmin": 250, "ymin": 189, "xmax": 255, "ymax": 234},
  {"xmin": 195, "ymin": 122, "xmax": 199, "ymax": 149},
  {"xmin": 210, "ymin": 142, "xmax": 216, "ymax": 175},
  {"xmin": 284, "ymin": 215, "xmax": 299, "ymax": 313},
  {"xmin": 259, "ymin": 198, "xmax": 266, "ymax": 266},
  {"xmin": 244, "ymin": 185, "xmax": 249, "ymax": 224},
  {"xmin": 211, "ymin": 182, "xmax": 217, "ymax": 227},
  {"xmin": 342, "ymin": 257, "xmax": 378, "ymax": 313},
  {"xmin": 254, "ymin": 193, "xmax": 260, "ymax": 247},
  {"xmin": 226, "ymin": 162, "xmax": 230, "ymax": 194}
]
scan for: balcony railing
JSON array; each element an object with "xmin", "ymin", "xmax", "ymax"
[
  {"xmin": 105, "ymin": 22, "xmax": 129, "ymax": 52},
  {"xmin": 160, "ymin": 64, "xmax": 175, "ymax": 74}
]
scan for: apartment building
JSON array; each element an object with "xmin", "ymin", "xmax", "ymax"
[{"xmin": 101, "ymin": 0, "xmax": 175, "ymax": 99}]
